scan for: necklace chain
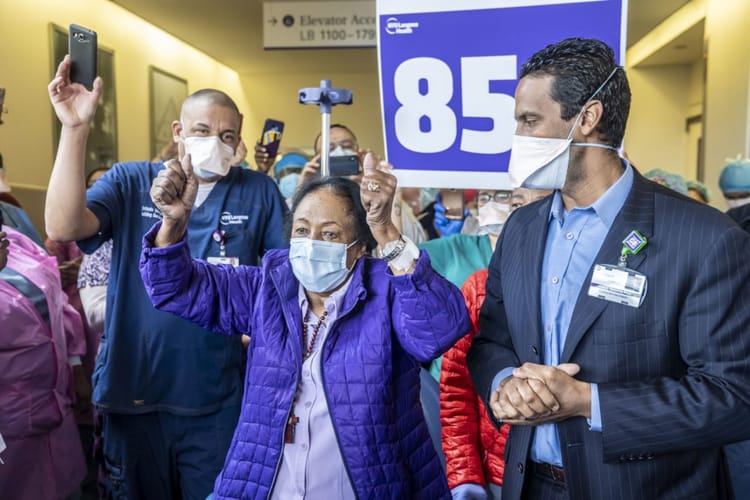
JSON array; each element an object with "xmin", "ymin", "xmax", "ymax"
[
  {"xmin": 286, "ymin": 308, "xmax": 328, "ymax": 444},
  {"xmin": 302, "ymin": 309, "xmax": 328, "ymax": 360}
]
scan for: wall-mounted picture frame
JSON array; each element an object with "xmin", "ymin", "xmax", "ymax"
[
  {"xmin": 149, "ymin": 66, "xmax": 188, "ymax": 161},
  {"xmin": 50, "ymin": 23, "xmax": 118, "ymax": 176}
]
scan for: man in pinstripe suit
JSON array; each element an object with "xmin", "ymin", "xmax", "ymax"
[{"xmin": 468, "ymin": 38, "xmax": 750, "ymax": 499}]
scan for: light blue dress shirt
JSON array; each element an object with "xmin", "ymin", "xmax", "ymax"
[
  {"xmin": 491, "ymin": 162, "xmax": 633, "ymax": 468},
  {"xmin": 533, "ymin": 162, "xmax": 633, "ymax": 466}
]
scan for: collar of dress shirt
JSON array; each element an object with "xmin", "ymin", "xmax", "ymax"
[{"xmin": 548, "ymin": 160, "xmax": 634, "ymax": 228}]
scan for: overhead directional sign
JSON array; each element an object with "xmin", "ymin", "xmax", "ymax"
[
  {"xmin": 377, "ymin": 0, "xmax": 627, "ymax": 188},
  {"xmin": 263, "ymin": 1, "xmax": 376, "ymax": 49}
]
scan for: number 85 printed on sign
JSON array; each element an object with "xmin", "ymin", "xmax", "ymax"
[{"xmin": 393, "ymin": 55, "xmax": 517, "ymax": 155}]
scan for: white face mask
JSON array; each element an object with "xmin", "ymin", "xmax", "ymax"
[
  {"xmin": 330, "ymin": 145, "xmax": 358, "ymax": 157},
  {"xmin": 508, "ymin": 135, "xmax": 573, "ymax": 190},
  {"xmin": 180, "ymin": 135, "xmax": 235, "ymax": 179},
  {"xmin": 477, "ymin": 201, "xmax": 510, "ymax": 235},
  {"xmin": 726, "ymin": 196, "xmax": 750, "ymax": 209},
  {"xmin": 289, "ymin": 238, "xmax": 359, "ymax": 293},
  {"xmin": 508, "ymin": 67, "xmax": 620, "ymax": 190}
]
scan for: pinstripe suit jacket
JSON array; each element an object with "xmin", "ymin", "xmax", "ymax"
[{"xmin": 468, "ymin": 171, "xmax": 750, "ymax": 500}]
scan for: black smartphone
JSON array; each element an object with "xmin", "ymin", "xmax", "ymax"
[
  {"xmin": 260, "ymin": 119, "xmax": 284, "ymax": 159},
  {"xmin": 69, "ymin": 24, "xmax": 97, "ymax": 90},
  {"xmin": 329, "ymin": 155, "xmax": 360, "ymax": 177}
]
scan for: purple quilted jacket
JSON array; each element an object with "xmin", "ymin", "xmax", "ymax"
[{"xmin": 140, "ymin": 228, "xmax": 470, "ymax": 499}]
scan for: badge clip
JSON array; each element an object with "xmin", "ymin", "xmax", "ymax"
[
  {"xmin": 213, "ymin": 229, "xmax": 227, "ymax": 257},
  {"xmin": 619, "ymin": 230, "xmax": 647, "ymax": 268}
]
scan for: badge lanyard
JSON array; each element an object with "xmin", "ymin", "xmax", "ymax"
[
  {"xmin": 208, "ymin": 228, "xmax": 239, "ymax": 266},
  {"xmin": 588, "ymin": 230, "xmax": 648, "ymax": 308},
  {"xmin": 212, "ymin": 229, "xmax": 227, "ymax": 257}
]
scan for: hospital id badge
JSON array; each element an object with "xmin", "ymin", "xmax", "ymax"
[
  {"xmin": 588, "ymin": 264, "xmax": 647, "ymax": 308},
  {"xmin": 207, "ymin": 256, "xmax": 240, "ymax": 267}
]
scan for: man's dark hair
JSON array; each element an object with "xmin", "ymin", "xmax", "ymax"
[
  {"xmin": 520, "ymin": 38, "xmax": 631, "ymax": 148},
  {"xmin": 286, "ymin": 176, "xmax": 377, "ymax": 252},
  {"xmin": 313, "ymin": 123, "xmax": 358, "ymax": 153},
  {"xmin": 182, "ymin": 89, "xmax": 241, "ymax": 118}
]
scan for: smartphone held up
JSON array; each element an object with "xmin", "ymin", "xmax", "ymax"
[
  {"xmin": 260, "ymin": 119, "xmax": 284, "ymax": 159},
  {"xmin": 329, "ymin": 155, "xmax": 360, "ymax": 177},
  {"xmin": 440, "ymin": 189, "xmax": 465, "ymax": 220},
  {"xmin": 68, "ymin": 24, "xmax": 97, "ymax": 90}
]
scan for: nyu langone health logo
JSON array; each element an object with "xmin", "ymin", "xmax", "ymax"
[
  {"xmin": 385, "ymin": 17, "xmax": 419, "ymax": 35},
  {"xmin": 141, "ymin": 206, "xmax": 163, "ymax": 220},
  {"xmin": 220, "ymin": 211, "xmax": 249, "ymax": 226}
]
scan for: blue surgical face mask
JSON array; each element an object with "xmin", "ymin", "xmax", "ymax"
[
  {"xmin": 278, "ymin": 173, "xmax": 300, "ymax": 199},
  {"xmin": 289, "ymin": 238, "xmax": 359, "ymax": 293}
]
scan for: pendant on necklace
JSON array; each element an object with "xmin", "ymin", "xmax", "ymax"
[{"xmin": 284, "ymin": 413, "xmax": 299, "ymax": 444}]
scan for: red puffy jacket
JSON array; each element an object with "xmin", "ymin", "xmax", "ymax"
[{"xmin": 440, "ymin": 269, "xmax": 509, "ymax": 489}]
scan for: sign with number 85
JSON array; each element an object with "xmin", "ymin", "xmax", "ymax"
[
  {"xmin": 394, "ymin": 55, "xmax": 516, "ymax": 155},
  {"xmin": 377, "ymin": 0, "xmax": 625, "ymax": 188}
]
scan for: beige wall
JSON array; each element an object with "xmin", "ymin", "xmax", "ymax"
[
  {"xmin": 624, "ymin": 0, "xmax": 750, "ymax": 210},
  {"xmin": 624, "ymin": 64, "xmax": 694, "ymax": 177},
  {"xmin": 703, "ymin": 0, "xmax": 750, "ymax": 208}
]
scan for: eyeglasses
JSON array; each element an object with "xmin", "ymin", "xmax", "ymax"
[{"xmin": 477, "ymin": 192, "xmax": 511, "ymax": 205}]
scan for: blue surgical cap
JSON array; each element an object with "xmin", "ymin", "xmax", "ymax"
[
  {"xmin": 719, "ymin": 159, "xmax": 750, "ymax": 194},
  {"xmin": 274, "ymin": 153, "xmax": 308, "ymax": 179}
]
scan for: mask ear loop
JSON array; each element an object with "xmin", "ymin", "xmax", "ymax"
[
  {"xmin": 566, "ymin": 66, "xmax": 621, "ymax": 142},
  {"xmin": 342, "ymin": 239, "xmax": 362, "ymax": 271}
]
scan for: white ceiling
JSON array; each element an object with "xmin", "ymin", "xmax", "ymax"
[{"xmin": 110, "ymin": 0, "xmax": 697, "ymax": 75}]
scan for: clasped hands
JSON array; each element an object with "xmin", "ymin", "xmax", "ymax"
[{"xmin": 490, "ymin": 362, "xmax": 591, "ymax": 425}]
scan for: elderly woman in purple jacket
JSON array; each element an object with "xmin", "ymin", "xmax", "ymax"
[{"xmin": 139, "ymin": 153, "xmax": 470, "ymax": 499}]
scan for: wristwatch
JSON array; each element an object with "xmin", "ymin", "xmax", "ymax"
[
  {"xmin": 380, "ymin": 235, "xmax": 419, "ymax": 271},
  {"xmin": 381, "ymin": 235, "xmax": 406, "ymax": 261}
]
